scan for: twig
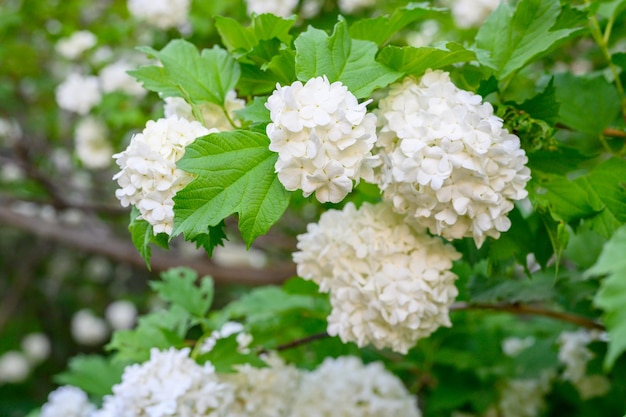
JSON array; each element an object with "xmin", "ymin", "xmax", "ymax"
[{"xmin": 257, "ymin": 331, "xmax": 329, "ymax": 355}]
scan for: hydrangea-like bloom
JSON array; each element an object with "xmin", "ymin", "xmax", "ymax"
[
  {"xmin": 113, "ymin": 117, "xmax": 213, "ymax": 235},
  {"xmin": 245, "ymin": 0, "xmax": 299, "ymax": 17},
  {"xmin": 163, "ymin": 91, "xmax": 244, "ymax": 131},
  {"xmin": 291, "ymin": 356, "xmax": 421, "ymax": 417},
  {"xmin": 55, "ymin": 30, "xmax": 97, "ymax": 60},
  {"xmin": 375, "ymin": 70, "xmax": 530, "ymax": 247},
  {"xmin": 40, "ymin": 386, "xmax": 96, "ymax": 417},
  {"xmin": 293, "ymin": 202, "xmax": 461, "ymax": 353},
  {"xmin": 75, "ymin": 117, "xmax": 113, "ymax": 169},
  {"xmin": 99, "ymin": 60, "xmax": 146, "ymax": 98},
  {"xmin": 100, "ymin": 347, "xmax": 233, "ymax": 417},
  {"xmin": 266, "ymin": 76, "xmax": 378, "ymax": 203},
  {"xmin": 56, "ymin": 73, "xmax": 102, "ymax": 115},
  {"xmin": 338, "ymin": 0, "xmax": 376, "ymax": 14},
  {"xmin": 127, "ymin": 0, "xmax": 190, "ymax": 29}
]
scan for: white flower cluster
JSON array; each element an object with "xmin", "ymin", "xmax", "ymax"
[
  {"xmin": 495, "ymin": 371, "xmax": 554, "ymax": 417},
  {"xmin": 294, "ymin": 202, "xmax": 461, "ymax": 353},
  {"xmin": 266, "ymin": 76, "xmax": 378, "ymax": 203},
  {"xmin": 163, "ymin": 91, "xmax": 244, "ymax": 131},
  {"xmin": 97, "ymin": 347, "xmax": 233, "ymax": 417},
  {"xmin": 55, "ymin": 73, "xmax": 102, "ymax": 115},
  {"xmin": 338, "ymin": 0, "xmax": 376, "ymax": 14},
  {"xmin": 113, "ymin": 117, "xmax": 213, "ymax": 235},
  {"xmin": 127, "ymin": 0, "xmax": 190, "ymax": 29},
  {"xmin": 55, "ymin": 30, "xmax": 97, "ymax": 60},
  {"xmin": 375, "ymin": 70, "xmax": 530, "ymax": 247},
  {"xmin": 450, "ymin": 0, "xmax": 502, "ymax": 29},
  {"xmin": 291, "ymin": 356, "xmax": 421, "ymax": 417},
  {"xmin": 74, "ymin": 117, "xmax": 113, "ymax": 169},
  {"xmin": 99, "ymin": 60, "xmax": 147, "ymax": 98},
  {"xmin": 40, "ymin": 386, "xmax": 95, "ymax": 417},
  {"xmin": 245, "ymin": 0, "xmax": 299, "ymax": 17}
]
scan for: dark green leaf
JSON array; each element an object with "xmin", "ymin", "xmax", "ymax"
[
  {"xmin": 191, "ymin": 222, "xmax": 228, "ymax": 257},
  {"xmin": 378, "ymin": 42, "xmax": 476, "ymax": 78},
  {"xmin": 128, "ymin": 207, "xmax": 169, "ymax": 270},
  {"xmin": 518, "ymin": 78, "xmax": 559, "ymax": 125},
  {"xmin": 54, "ymin": 356, "xmax": 125, "ymax": 396},
  {"xmin": 215, "ymin": 14, "xmax": 295, "ymax": 55}
]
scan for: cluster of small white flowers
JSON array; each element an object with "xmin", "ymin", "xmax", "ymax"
[
  {"xmin": 113, "ymin": 117, "xmax": 213, "ymax": 235},
  {"xmin": 495, "ymin": 371, "xmax": 554, "ymax": 417},
  {"xmin": 40, "ymin": 386, "xmax": 95, "ymax": 417},
  {"xmin": 450, "ymin": 0, "xmax": 502, "ymax": 29},
  {"xmin": 99, "ymin": 60, "xmax": 146, "ymax": 98},
  {"xmin": 74, "ymin": 116, "xmax": 113, "ymax": 169},
  {"xmin": 71, "ymin": 309, "xmax": 109, "ymax": 346},
  {"xmin": 56, "ymin": 73, "xmax": 102, "ymax": 115},
  {"xmin": 55, "ymin": 30, "xmax": 97, "ymax": 59},
  {"xmin": 266, "ymin": 76, "xmax": 378, "ymax": 203},
  {"xmin": 501, "ymin": 336, "xmax": 535, "ymax": 357},
  {"xmin": 375, "ymin": 70, "xmax": 530, "ymax": 247},
  {"xmin": 105, "ymin": 300, "xmax": 138, "ymax": 330},
  {"xmin": 127, "ymin": 0, "xmax": 190, "ymax": 29},
  {"xmin": 98, "ymin": 347, "xmax": 233, "ymax": 417},
  {"xmin": 338, "ymin": 0, "xmax": 376, "ymax": 14},
  {"xmin": 291, "ymin": 356, "xmax": 421, "ymax": 417},
  {"xmin": 245, "ymin": 0, "xmax": 299, "ymax": 17},
  {"xmin": 212, "ymin": 240, "xmax": 267, "ymax": 269},
  {"xmin": 163, "ymin": 91, "xmax": 244, "ymax": 131},
  {"xmin": 294, "ymin": 202, "xmax": 461, "ymax": 353}
]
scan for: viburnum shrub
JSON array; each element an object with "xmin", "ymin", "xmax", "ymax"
[{"xmin": 8, "ymin": 0, "xmax": 626, "ymax": 416}]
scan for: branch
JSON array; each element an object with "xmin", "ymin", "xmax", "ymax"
[
  {"xmin": 257, "ymin": 331, "xmax": 329, "ymax": 355},
  {"xmin": 451, "ymin": 302, "xmax": 605, "ymax": 331}
]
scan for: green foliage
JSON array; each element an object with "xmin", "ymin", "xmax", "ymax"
[
  {"xmin": 150, "ymin": 267, "xmax": 214, "ymax": 319},
  {"xmin": 173, "ymin": 130, "xmax": 290, "ymax": 247},
  {"xmin": 128, "ymin": 207, "xmax": 169, "ymax": 269},
  {"xmin": 215, "ymin": 14, "xmax": 295, "ymax": 57},
  {"xmin": 54, "ymin": 356, "xmax": 125, "ymax": 396},
  {"xmin": 378, "ymin": 42, "xmax": 476, "ymax": 78}
]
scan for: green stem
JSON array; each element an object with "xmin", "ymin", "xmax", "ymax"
[{"xmin": 222, "ymin": 105, "xmax": 238, "ymax": 129}]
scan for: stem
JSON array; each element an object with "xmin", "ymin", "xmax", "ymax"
[
  {"xmin": 222, "ymin": 105, "xmax": 238, "ymax": 130},
  {"xmin": 257, "ymin": 331, "xmax": 329, "ymax": 355}
]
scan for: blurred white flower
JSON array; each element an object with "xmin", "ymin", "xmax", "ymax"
[
  {"xmin": 71, "ymin": 309, "xmax": 109, "ymax": 346},
  {"xmin": 74, "ymin": 116, "xmax": 113, "ymax": 169},
  {"xmin": 338, "ymin": 0, "xmax": 376, "ymax": 14},
  {"xmin": 105, "ymin": 300, "xmax": 138, "ymax": 330},
  {"xmin": 294, "ymin": 201, "xmax": 460, "ymax": 353},
  {"xmin": 127, "ymin": 0, "xmax": 190, "ymax": 29},
  {"xmin": 0, "ymin": 351, "xmax": 30, "ymax": 384},
  {"xmin": 56, "ymin": 73, "xmax": 102, "ymax": 115},
  {"xmin": 40, "ymin": 386, "xmax": 96, "ymax": 417},
  {"xmin": 496, "ymin": 371, "xmax": 554, "ymax": 417},
  {"xmin": 501, "ymin": 336, "xmax": 535, "ymax": 357},
  {"xmin": 21, "ymin": 333, "xmax": 51, "ymax": 364},
  {"xmin": 99, "ymin": 60, "xmax": 146, "ymax": 98},
  {"xmin": 163, "ymin": 91, "xmax": 244, "ymax": 131},
  {"xmin": 450, "ymin": 0, "xmax": 502, "ymax": 29},
  {"xmin": 212, "ymin": 241, "xmax": 267, "ymax": 269},
  {"xmin": 0, "ymin": 117, "xmax": 22, "ymax": 145},
  {"xmin": 245, "ymin": 0, "xmax": 299, "ymax": 17},
  {"xmin": 55, "ymin": 30, "xmax": 97, "ymax": 59},
  {"xmin": 200, "ymin": 321, "xmax": 252, "ymax": 354}
]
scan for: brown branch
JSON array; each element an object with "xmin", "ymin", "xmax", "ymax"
[
  {"xmin": 451, "ymin": 302, "xmax": 605, "ymax": 331},
  {"xmin": 257, "ymin": 331, "xmax": 330, "ymax": 356},
  {"xmin": 603, "ymin": 127, "xmax": 626, "ymax": 138},
  {"xmin": 0, "ymin": 205, "xmax": 295, "ymax": 286}
]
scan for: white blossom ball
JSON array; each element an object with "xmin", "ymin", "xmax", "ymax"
[
  {"xmin": 294, "ymin": 202, "xmax": 461, "ymax": 353},
  {"xmin": 127, "ymin": 0, "xmax": 190, "ymax": 29},
  {"xmin": 71, "ymin": 309, "xmax": 109, "ymax": 346},
  {"xmin": 338, "ymin": 0, "xmax": 376, "ymax": 14},
  {"xmin": 113, "ymin": 117, "xmax": 214, "ymax": 235},
  {"xmin": 105, "ymin": 300, "xmax": 138, "ymax": 330},
  {"xmin": 55, "ymin": 30, "xmax": 97, "ymax": 59},
  {"xmin": 0, "ymin": 351, "xmax": 30, "ymax": 384},
  {"xmin": 496, "ymin": 371, "xmax": 554, "ymax": 417},
  {"xmin": 56, "ymin": 73, "xmax": 102, "ymax": 115},
  {"xmin": 245, "ymin": 0, "xmax": 299, "ymax": 17},
  {"xmin": 291, "ymin": 356, "xmax": 421, "ymax": 417},
  {"xmin": 21, "ymin": 333, "xmax": 51, "ymax": 364},
  {"xmin": 99, "ymin": 60, "xmax": 146, "ymax": 98},
  {"xmin": 375, "ymin": 70, "xmax": 530, "ymax": 247},
  {"xmin": 101, "ymin": 347, "xmax": 234, "ymax": 417},
  {"xmin": 557, "ymin": 329, "xmax": 603, "ymax": 383},
  {"xmin": 450, "ymin": 0, "xmax": 502, "ymax": 29},
  {"xmin": 74, "ymin": 116, "xmax": 113, "ymax": 169},
  {"xmin": 163, "ymin": 91, "xmax": 244, "ymax": 131},
  {"xmin": 266, "ymin": 76, "xmax": 378, "ymax": 203},
  {"xmin": 40, "ymin": 386, "xmax": 96, "ymax": 417}
]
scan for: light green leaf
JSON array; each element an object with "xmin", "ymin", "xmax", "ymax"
[
  {"xmin": 173, "ymin": 130, "xmax": 290, "ymax": 246},
  {"xmin": 476, "ymin": 0, "xmax": 585, "ymax": 78},
  {"xmin": 235, "ymin": 96, "xmax": 270, "ymax": 125},
  {"xmin": 378, "ymin": 42, "xmax": 477, "ymax": 78},
  {"xmin": 215, "ymin": 14, "xmax": 295, "ymax": 56},
  {"xmin": 150, "ymin": 267, "xmax": 214, "ymax": 318},
  {"xmin": 54, "ymin": 356, "xmax": 125, "ymax": 396},
  {"xmin": 130, "ymin": 39, "xmax": 240, "ymax": 105},
  {"xmin": 588, "ymin": 225, "xmax": 626, "ymax": 369},
  {"xmin": 197, "ymin": 335, "xmax": 266, "ymax": 373},
  {"xmin": 596, "ymin": 0, "xmax": 626, "ymax": 19},
  {"xmin": 128, "ymin": 207, "xmax": 169, "ymax": 269},
  {"xmin": 349, "ymin": 2, "xmax": 444, "ymax": 46},
  {"xmin": 294, "ymin": 18, "xmax": 401, "ymax": 98}
]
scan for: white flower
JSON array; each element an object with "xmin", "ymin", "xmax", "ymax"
[
  {"xmin": 127, "ymin": 0, "xmax": 190, "ymax": 29},
  {"xmin": 99, "ymin": 60, "xmax": 146, "ymax": 98},
  {"xmin": 71, "ymin": 309, "xmax": 109, "ymax": 346},
  {"xmin": 101, "ymin": 347, "xmax": 234, "ymax": 417},
  {"xmin": 56, "ymin": 30, "xmax": 97, "ymax": 59},
  {"xmin": 450, "ymin": 0, "xmax": 502, "ymax": 29},
  {"xmin": 291, "ymin": 356, "xmax": 421, "ymax": 417},
  {"xmin": 40, "ymin": 386, "xmax": 96, "ymax": 417},
  {"xmin": 74, "ymin": 116, "xmax": 113, "ymax": 169},
  {"xmin": 0, "ymin": 117, "xmax": 22, "ymax": 145},
  {"xmin": 212, "ymin": 241, "xmax": 267, "ymax": 269},
  {"xmin": 113, "ymin": 117, "xmax": 214, "ymax": 235},
  {"xmin": 245, "ymin": 0, "xmax": 299, "ymax": 17},
  {"xmin": 199, "ymin": 321, "xmax": 252, "ymax": 354},
  {"xmin": 266, "ymin": 76, "xmax": 378, "ymax": 203},
  {"xmin": 105, "ymin": 300, "xmax": 138, "ymax": 330},
  {"xmin": 0, "ymin": 351, "xmax": 30, "ymax": 384},
  {"xmin": 495, "ymin": 371, "xmax": 554, "ymax": 417},
  {"xmin": 21, "ymin": 333, "xmax": 51, "ymax": 364},
  {"xmin": 338, "ymin": 0, "xmax": 376, "ymax": 14},
  {"xmin": 293, "ymin": 202, "xmax": 461, "ymax": 353},
  {"xmin": 56, "ymin": 73, "xmax": 102, "ymax": 115},
  {"xmin": 557, "ymin": 329, "xmax": 602, "ymax": 382},
  {"xmin": 375, "ymin": 71, "xmax": 530, "ymax": 247},
  {"xmin": 501, "ymin": 336, "xmax": 535, "ymax": 357},
  {"xmin": 163, "ymin": 91, "xmax": 244, "ymax": 131}
]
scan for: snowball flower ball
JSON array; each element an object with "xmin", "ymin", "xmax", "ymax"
[
  {"xmin": 74, "ymin": 116, "xmax": 113, "ymax": 169},
  {"xmin": 21, "ymin": 332, "xmax": 51, "ymax": 363},
  {"xmin": 55, "ymin": 73, "xmax": 102, "ymax": 115},
  {"xmin": 55, "ymin": 30, "xmax": 97, "ymax": 59},
  {"xmin": 266, "ymin": 76, "xmax": 378, "ymax": 203},
  {"xmin": 0, "ymin": 351, "xmax": 30, "ymax": 384},
  {"xmin": 40, "ymin": 386, "xmax": 96, "ymax": 417},
  {"xmin": 450, "ymin": 0, "xmax": 501, "ymax": 29},
  {"xmin": 245, "ymin": 0, "xmax": 299, "ymax": 17},
  {"xmin": 71, "ymin": 309, "xmax": 109, "ymax": 346},
  {"xmin": 294, "ymin": 201, "xmax": 461, "ymax": 353},
  {"xmin": 375, "ymin": 70, "xmax": 530, "ymax": 247},
  {"xmin": 291, "ymin": 356, "xmax": 421, "ymax": 417},
  {"xmin": 127, "ymin": 0, "xmax": 190, "ymax": 29},
  {"xmin": 105, "ymin": 300, "xmax": 138, "ymax": 330},
  {"xmin": 113, "ymin": 117, "xmax": 214, "ymax": 235}
]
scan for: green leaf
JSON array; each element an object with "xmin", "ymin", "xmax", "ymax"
[
  {"xmin": 54, "ymin": 356, "xmax": 125, "ymax": 396},
  {"xmin": 553, "ymin": 72, "xmax": 621, "ymax": 135},
  {"xmin": 596, "ymin": 0, "xmax": 626, "ymax": 19},
  {"xmin": 294, "ymin": 18, "xmax": 401, "ymax": 98},
  {"xmin": 130, "ymin": 39, "xmax": 240, "ymax": 105},
  {"xmin": 128, "ymin": 207, "xmax": 169, "ymax": 269},
  {"xmin": 150, "ymin": 267, "xmax": 214, "ymax": 318},
  {"xmin": 468, "ymin": 269, "xmax": 559, "ymax": 304},
  {"xmin": 191, "ymin": 222, "xmax": 228, "ymax": 257},
  {"xmin": 476, "ymin": 0, "xmax": 585, "ymax": 79},
  {"xmin": 197, "ymin": 335, "xmax": 266, "ymax": 373},
  {"xmin": 173, "ymin": 130, "xmax": 290, "ymax": 246},
  {"xmin": 518, "ymin": 78, "xmax": 559, "ymax": 125},
  {"xmin": 349, "ymin": 2, "xmax": 444, "ymax": 46},
  {"xmin": 215, "ymin": 14, "xmax": 295, "ymax": 56},
  {"xmin": 588, "ymin": 225, "xmax": 626, "ymax": 369},
  {"xmin": 378, "ymin": 42, "xmax": 477, "ymax": 78},
  {"xmin": 235, "ymin": 96, "xmax": 270, "ymax": 125}
]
